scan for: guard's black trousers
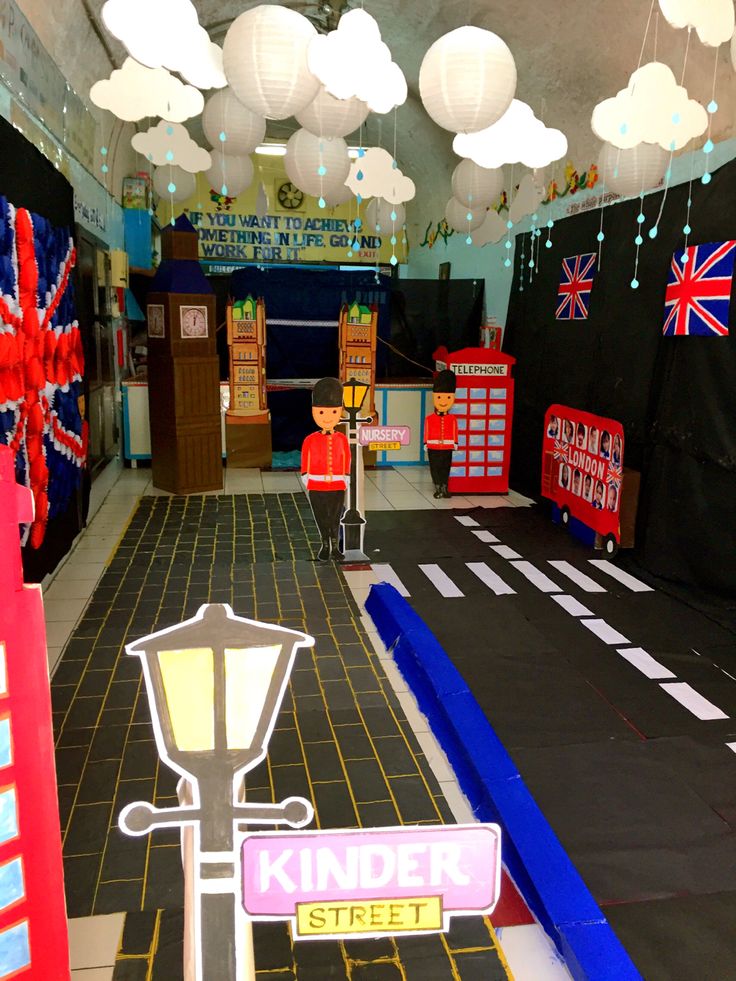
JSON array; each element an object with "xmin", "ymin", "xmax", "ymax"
[
  {"xmin": 428, "ymin": 449, "xmax": 453, "ymax": 487},
  {"xmin": 308, "ymin": 489, "xmax": 345, "ymax": 543}
]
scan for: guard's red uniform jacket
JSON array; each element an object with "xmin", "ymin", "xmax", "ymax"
[
  {"xmin": 301, "ymin": 430, "xmax": 350, "ymax": 491},
  {"xmin": 424, "ymin": 412, "xmax": 458, "ymax": 450}
]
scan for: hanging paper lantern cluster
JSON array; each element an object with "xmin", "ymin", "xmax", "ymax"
[
  {"xmin": 296, "ymin": 86, "xmax": 369, "ymax": 138},
  {"xmin": 445, "ymin": 197, "xmax": 485, "ymax": 232},
  {"xmin": 152, "ymin": 165, "xmax": 197, "ymax": 201},
  {"xmin": 419, "ymin": 26, "xmax": 516, "ymax": 134},
  {"xmin": 202, "ymin": 87, "xmax": 266, "ymax": 155},
  {"xmin": 451, "ymin": 159, "xmax": 504, "ymax": 208},
  {"xmin": 598, "ymin": 142, "xmax": 668, "ymax": 197},
  {"xmin": 223, "ymin": 6, "xmax": 321, "ymax": 120},
  {"xmin": 284, "ymin": 129, "xmax": 350, "ymax": 200},
  {"xmin": 365, "ymin": 199, "xmax": 406, "ymax": 233},
  {"xmin": 321, "ymin": 183, "xmax": 354, "ymax": 207},
  {"xmin": 206, "ymin": 154, "xmax": 254, "ymax": 198}
]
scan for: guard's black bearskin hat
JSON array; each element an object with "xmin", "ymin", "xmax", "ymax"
[
  {"xmin": 312, "ymin": 377, "xmax": 344, "ymax": 407},
  {"xmin": 433, "ymin": 369, "xmax": 457, "ymax": 394}
]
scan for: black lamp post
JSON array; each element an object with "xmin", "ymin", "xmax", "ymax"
[
  {"xmin": 340, "ymin": 377, "xmax": 372, "ymax": 563},
  {"xmin": 118, "ymin": 604, "xmax": 314, "ymax": 981}
]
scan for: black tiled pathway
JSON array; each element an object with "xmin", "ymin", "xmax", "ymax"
[{"xmin": 52, "ymin": 493, "xmax": 510, "ymax": 979}]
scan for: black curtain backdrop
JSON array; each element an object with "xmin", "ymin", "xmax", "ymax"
[
  {"xmin": 0, "ymin": 115, "xmax": 89, "ymax": 583},
  {"xmin": 504, "ymin": 155, "xmax": 736, "ymax": 599}
]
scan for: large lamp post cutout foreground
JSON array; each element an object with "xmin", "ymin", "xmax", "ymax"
[
  {"xmin": 119, "ymin": 604, "xmax": 315, "ymax": 981},
  {"xmin": 340, "ymin": 376, "xmax": 373, "ymax": 563}
]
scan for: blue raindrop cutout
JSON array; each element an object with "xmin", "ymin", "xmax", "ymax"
[
  {"xmin": 631, "ymin": 278, "xmax": 639, "ymax": 289},
  {"xmin": 702, "ymin": 172, "xmax": 712, "ymax": 185}
]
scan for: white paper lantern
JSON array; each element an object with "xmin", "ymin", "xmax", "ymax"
[
  {"xmin": 152, "ymin": 165, "xmax": 196, "ymax": 202},
  {"xmin": 321, "ymin": 183, "xmax": 354, "ymax": 207},
  {"xmin": 206, "ymin": 154, "xmax": 254, "ymax": 198},
  {"xmin": 598, "ymin": 141, "xmax": 668, "ymax": 197},
  {"xmin": 284, "ymin": 129, "xmax": 350, "ymax": 199},
  {"xmin": 365, "ymin": 198, "xmax": 405, "ymax": 233},
  {"xmin": 223, "ymin": 6, "xmax": 320, "ymax": 120},
  {"xmin": 451, "ymin": 159, "xmax": 504, "ymax": 208},
  {"xmin": 445, "ymin": 197, "xmax": 485, "ymax": 232},
  {"xmin": 202, "ymin": 88, "xmax": 266, "ymax": 154},
  {"xmin": 296, "ymin": 87, "xmax": 370, "ymax": 138},
  {"xmin": 419, "ymin": 27, "xmax": 517, "ymax": 133}
]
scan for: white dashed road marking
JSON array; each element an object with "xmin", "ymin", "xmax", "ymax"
[
  {"xmin": 579, "ymin": 618, "xmax": 631, "ymax": 646},
  {"xmin": 466, "ymin": 562, "xmax": 516, "ymax": 596},
  {"xmin": 588, "ymin": 560, "xmax": 653, "ymax": 592},
  {"xmin": 616, "ymin": 647, "xmax": 676, "ymax": 680},
  {"xmin": 371, "ymin": 564, "xmax": 411, "ymax": 598},
  {"xmin": 472, "ymin": 529, "xmax": 500, "ymax": 544},
  {"xmin": 551, "ymin": 594, "xmax": 595, "ymax": 617},
  {"xmin": 491, "ymin": 545, "xmax": 522, "ymax": 560},
  {"xmin": 548, "ymin": 560, "xmax": 607, "ymax": 593},
  {"xmin": 419, "ymin": 564, "xmax": 464, "ymax": 598},
  {"xmin": 510, "ymin": 561, "xmax": 562, "ymax": 593},
  {"xmin": 659, "ymin": 682, "xmax": 729, "ymax": 721},
  {"xmin": 454, "ymin": 516, "xmax": 480, "ymax": 527}
]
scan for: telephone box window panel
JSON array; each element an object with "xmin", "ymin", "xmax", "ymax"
[
  {"xmin": 0, "ymin": 920, "xmax": 30, "ymax": 976},
  {"xmin": 437, "ymin": 346, "xmax": 516, "ymax": 494}
]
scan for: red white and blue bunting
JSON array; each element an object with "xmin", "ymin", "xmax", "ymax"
[{"xmin": 0, "ymin": 196, "xmax": 87, "ymax": 548}]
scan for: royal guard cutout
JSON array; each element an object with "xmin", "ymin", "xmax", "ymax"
[
  {"xmin": 424, "ymin": 370, "xmax": 459, "ymax": 499},
  {"xmin": 301, "ymin": 378, "xmax": 351, "ymax": 562}
]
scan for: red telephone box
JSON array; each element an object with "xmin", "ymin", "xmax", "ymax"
[
  {"xmin": 0, "ymin": 445, "xmax": 70, "ymax": 979},
  {"xmin": 541, "ymin": 404, "xmax": 624, "ymax": 554},
  {"xmin": 434, "ymin": 347, "xmax": 516, "ymax": 495}
]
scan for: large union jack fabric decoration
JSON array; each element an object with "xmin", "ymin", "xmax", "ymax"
[
  {"xmin": 0, "ymin": 196, "xmax": 87, "ymax": 548},
  {"xmin": 556, "ymin": 253, "xmax": 597, "ymax": 321},
  {"xmin": 663, "ymin": 240, "xmax": 736, "ymax": 337}
]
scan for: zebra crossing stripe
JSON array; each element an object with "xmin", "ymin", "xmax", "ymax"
[
  {"xmin": 466, "ymin": 562, "xmax": 516, "ymax": 596},
  {"xmin": 491, "ymin": 544, "xmax": 522, "ymax": 560},
  {"xmin": 455, "ymin": 516, "xmax": 480, "ymax": 527},
  {"xmin": 588, "ymin": 560, "xmax": 653, "ymax": 592},
  {"xmin": 371, "ymin": 564, "xmax": 410, "ymax": 597},
  {"xmin": 509, "ymin": 561, "xmax": 562, "ymax": 593},
  {"xmin": 579, "ymin": 619, "xmax": 630, "ymax": 646},
  {"xmin": 551, "ymin": 594, "xmax": 595, "ymax": 617},
  {"xmin": 419, "ymin": 564, "xmax": 464, "ymax": 597},
  {"xmin": 660, "ymin": 682, "xmax": 728, "ymax": 721},
  {"xmin": 548, "ymin": 560, "xmax": 606, "ymax": 593},
  {"xmin": 471, "ymin": 530, "xmax": 500, "ymax": 544}
]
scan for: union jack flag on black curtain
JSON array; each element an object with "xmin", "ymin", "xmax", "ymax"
[
  {"xmin": 556, "ymin": 252, "xmax": 597, "ymax": 321},
  {"xmin": 663, "ymin": 240, "xmax": 735, "ymax": 336}
]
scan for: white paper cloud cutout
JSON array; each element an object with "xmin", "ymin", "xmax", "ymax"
[
  {"xmin": 132, "ymin": 121, "xmax": 212, "ymax": 173},
  {"xmin": 308, "ymin": 9, "xmax": 407, "ymax": 114},
  {"xmin": 659, "ymin": 0, "xmax": 735, "ymax": 47},
  {"xmin": 471, "ymin": 208, "xmax": 507, "ymax": 246},
  {"xmin": 453, "ymin": 100, "xmax": 568, "ymax": 169},
  {"xmin": 101, "ymin": 0, "xmax": 226, "ymax": 89},
  {"xmin": 508, "ymin": 174, "xmax": 545, "ymax": 224},
  {"xmin": 90, "ymin": 58, "xmax": 204, "ymax": 123},
  {"xmin": 345, "ymin": 147, "xmax": 415, "ymax": 204},
  {"xmin": 591, "ymin": 62, "xmax": 707, "ymax": 151}
]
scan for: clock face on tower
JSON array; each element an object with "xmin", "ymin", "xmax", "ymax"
[
  {"xmin": 180, "ymin": 304, "xmax": 209, "ymax": 339},
  {"xmin": 147, "ymin": 303, "xmax": 165, "ymax": 338}
]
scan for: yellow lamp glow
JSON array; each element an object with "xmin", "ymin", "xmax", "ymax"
[{"xmin": 343, "ymin": 377, "xmax": 369, "ymax": 411}]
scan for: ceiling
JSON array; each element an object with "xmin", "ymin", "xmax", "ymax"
[{"xmin": 71, "ymin": 0, "xmax": 736, "ymax": 228}]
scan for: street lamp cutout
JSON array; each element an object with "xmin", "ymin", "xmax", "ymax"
[
  {"xmin": 118, "ymin": 604, "xmax": 315, "ymax": 981},
  {"xmin": 341, "ymin": 376, "xmax": 373, "ymax": 563}
]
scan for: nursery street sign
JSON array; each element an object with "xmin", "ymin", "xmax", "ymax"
[
  {"xmin": 358, "ymin": 425, "xmax": 411, "ymax": 451},
  {"xmin": 241, "ymin": 824, "xmax": 502, "ymax": 941}
]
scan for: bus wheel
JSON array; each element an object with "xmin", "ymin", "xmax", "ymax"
[
  {"xmin": 561, "ymin": 506, "xmax": 570, "ymax": 527},
  {"xmin": 604, "ymin": 534, "xmax": 619, "ymax": 557}
]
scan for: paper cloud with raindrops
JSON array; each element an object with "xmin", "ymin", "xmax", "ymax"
[
  {"xmin": 345, "ymin": 148, "xmax": 415, "ymax": 204},
  {"xmin": 308, "ymin": 9, "xmax": 407, "ymax": 115},
  {"xmin": 592, "ymin": 62, "xmax": 708, "ymax": 152},
  {"xmin": 132, "ymin": 121, "xmax": 212, "ymax": 173},
  {"xmin": 453, "ymin": 100, "xmax": 568, "ymax": 170},
  {"xmin": 508, "ymin": 174, "xmax": 546, "ymax": 224},
  {"xmin": 471, "ymin": 208, "xmax": 507, "ymax": 247},
  {"xmin": 101, "ymin": 0, "xmax": 226, "ymax": 89},
  {"xmin": 658, "ymin": 0, "xmax": 735, "ymax": 47},
  {"xmin": 90, "ymin": 58, "xmax": 204, "ymax": 123}
]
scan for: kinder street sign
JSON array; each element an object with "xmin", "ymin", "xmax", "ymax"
[
  {"xmin": 358, "ymin": 425, "xmax": 411, "ymax": 452},
  {"xmin": 242, "ymin": 824, "xmax": 501, "ymax": 941}
]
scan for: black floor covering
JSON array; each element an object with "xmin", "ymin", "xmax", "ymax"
[{"xmin": 366, "ymin": 503, "xmax": 736, "ymax": 980}]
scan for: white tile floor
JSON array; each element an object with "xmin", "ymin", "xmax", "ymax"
[{"xmin": 48, "ymin": 460, "xmax": 536, "ymax": 977}]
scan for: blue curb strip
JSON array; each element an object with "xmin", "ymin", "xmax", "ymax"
[{"xmin": 365, "ymin": 581, "xmax": 642, "ymax": 981}]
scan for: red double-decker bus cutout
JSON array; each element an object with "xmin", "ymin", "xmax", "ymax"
[{"xmin": 541, "ymin": 404, "xmax": 624, "ymax": 543}]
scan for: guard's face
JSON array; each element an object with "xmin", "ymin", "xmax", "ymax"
[
  {"xmin": 433, "ymin": 392, "xmax": 455, "ymax": 413},
  {"xmin": 313, "ymin": 406, "xmax": 343, "ymax": 431}
]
